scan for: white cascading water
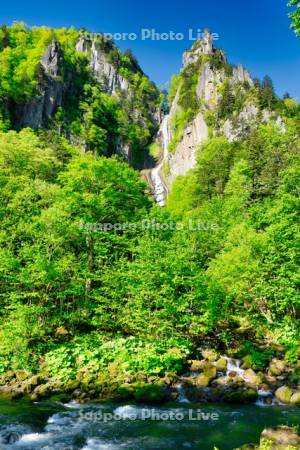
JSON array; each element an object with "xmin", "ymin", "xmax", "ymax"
[
  {"xmin": 150, "ymin": 115, "xmax": 169, "ymax": 207},
  {"xmin": 224, "ymin": 357, "xmax": 246, "ymax": 378},
  {"xmin": 223, "ymin": 357, "xmax": 277, "ymax": 406},
  {"xmin": 175, "ymin": 383, "xmax": 190, "ymax": 403}
]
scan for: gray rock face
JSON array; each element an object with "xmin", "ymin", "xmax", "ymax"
[
  {"xmin": 91, "ymin": 41, "xmax": 129, "ymax": 94},
  {"xmin": 14, "ymin": 41, "xmax": 63, "ymax": 129},
  {"xmin": 13, "ymin": 35, "xmax": 131, "ymax": 130},
  {"xmin": 232, "ymin": 65, "xmax": 253, "ymax": 86},
  {"xmin": 41, "ymin": 40, "xmax": 60, "ymax": 77},
  {"xmin": 75, "ymin": 35, "xmax": 90, "ymax": 53},
  {"xmin": 183, "ymin": 29, "xmax": 214, "ymax": 67},
  {"xmin": 77, "ymin": 36, "xmax": 130, "ymax": 95},
  {"xmin": 166, "ymin": 112, "xmax": 208, "ymax": 185},
  {"xmin": 196, "ymin": 63, "xmax": 225, "ymax": 109},
  {"xmin": 223, "ymin": 103, "xmax": 286, "ymax": 142},
  {"xmin": 223, "ymin": 103, "xmax": 258, "ymax": 141}
]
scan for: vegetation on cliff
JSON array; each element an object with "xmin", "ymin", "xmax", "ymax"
[{"xmin": 0, "ymin": 22, "xmax": 161, "ymax": 164}]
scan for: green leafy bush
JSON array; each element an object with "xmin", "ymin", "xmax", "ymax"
[{"xmin": 44, "ymin": 334, "xmax": 190, "ymax": 382}]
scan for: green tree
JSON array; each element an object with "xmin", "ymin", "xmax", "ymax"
[{"xmin": 289, "ymin": 0, "xmax": 300, "ymax": 35}]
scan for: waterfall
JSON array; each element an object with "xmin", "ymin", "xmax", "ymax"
[
  {"xmin": 224, "ymin": 357, "xmax": 246, "ymax": 378},
  {"xmin": 176, "ymin": 383, "xmax": 190, "ymax": 403},
  {"xmin": 150, "ymin": 115, "xmax": 169, "ymax": 206}
]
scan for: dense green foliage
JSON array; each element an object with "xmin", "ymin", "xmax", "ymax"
[
  {"xmin": 167, "ymin": 121, "xmax": 300, "ymax": 353},
  {"xmin": 1, "ymin": 121, "xmax": 299, "ymax": 380}
]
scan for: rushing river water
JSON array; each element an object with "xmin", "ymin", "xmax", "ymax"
[{"xmin": 0, "ymin": 399, "xmax": 300, "ymax": 450}]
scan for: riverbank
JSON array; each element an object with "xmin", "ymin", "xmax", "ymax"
[{"xmin": 1, "ymin": 349, "xmax": 300, "ymax": 407}]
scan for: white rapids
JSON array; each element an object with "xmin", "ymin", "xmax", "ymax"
[
  {"xmin": 224, "ymin": 357, "xmax": 246, "ymax": 378},
  {"xmin": 150, "ymin": 115, "xmax": 170, "ymax": 206},
  {"xmin": 175, "ymin": 383, "xmax": 190, "ymax": 404}
]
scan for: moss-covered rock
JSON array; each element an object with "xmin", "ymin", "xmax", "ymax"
[
  {"xmin": 238, "ymin": 426, "xmax": 300, "ymax": 449},
  {"xmin": 0, "ymin": 385, "xmax": 23, "ymax": 400},
  {"xmin": 269, "ymin": 359, "xmax": 286, "ymax": 376},
  {"xmin": 223, "ymin": 388, "xmax": 258, "ymax": 404},
  {"xmin": 202, "ymin": 362, "xmax": 217, "ymax": 380},
  {"xmin": 132, "ymin": 383, "xmax": 168, "ymax": 404},
  {"xmin": 64, "ymin": 379, "xmax": 80, "ymax": 393},
  {"xmin": 215, "ymin": 357, "xmax": 227, "ymax": 371},
  {"xmin": 14, "ymin": 370, "xmax": 30, "ymax": 382},
  {"xmin": 189, "ymin": 360, "xmax": 204, "ymax": 371},
  {"xmin": 194, "ymin": 374, "xmax": 210, "ymax": 387},
  {"xmin": 30, "ymin": 380, "xmax": 64, "ymax": 401},
  {"xmin": 290, "ymin": 392, "xmax": 300, "ymax": 404},
  {"xmin": 244, "ymin": 368, "xmax": 262, "ymax": 385},
  {"xmin": 0, "ymin": 373, "xmax": 42, "ymax": 399},
  {"xmin": 184, "ymin": 385, "xmax": 209, "ymax": 402},
  {"xmin": 201, "ymin": 349, "xmax": 219, "ymax": 362},
  {"xmin": 275, "ymin": 385, "xmax": 293, "ymax": 404},
  {"xmin": 212, "ymin": 375, "xmax": 244, "ymax": 386},
  {"xmin": 116, "ymin": 384, "xmax": 135, "ymax": 401}
]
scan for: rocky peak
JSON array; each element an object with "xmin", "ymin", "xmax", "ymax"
[
  {"xmin": 197, "ymin": 29, "xmax": 214, "ymax": 55},
  {"xmin": 183, "ymin": 29, "xmax": 215, "ymax": 68}
]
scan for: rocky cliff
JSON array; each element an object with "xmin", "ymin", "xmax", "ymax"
[
  {"xmin": 12, "ymin": 36, "xmax": 134, "ymax": 130},
  {"xmin": 76, "ymin": 36, "xmax": 130, "ymax": 95},
  {"xmin": 2, "ymin": 25, "xmax": 160, "ymax": 165},
  {"xmin": 12, "ymin": 41, "xmax": 64, "ymax": 129},
  {"xmin": 152, "ymin": 30, "xmax": 285, "ymax": 203}
]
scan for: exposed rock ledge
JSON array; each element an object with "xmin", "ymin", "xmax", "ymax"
[
  {"xmin": 166, "ymin": 112, "xmax": 208, "ymax": 185},
  {"xmin": 13, "ymin": 41, "xmax": 63, "ymax": 129}
]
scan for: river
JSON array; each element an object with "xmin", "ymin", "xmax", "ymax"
[{"xmin": 0, "ymin": 399, "xmax": 300, "ymax": 449}]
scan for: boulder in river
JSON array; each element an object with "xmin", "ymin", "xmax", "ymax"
[
  {"xmin": 215, "ymin": 357, "xmax": 227, "ymax": 371},
  {"xmin": 222, "ymin": 387, "xmax": 258, "ymax": 404},
  {"xmin": 244, "ymin": 368, "xmax": 263, "ymax": 386},
  {"xmin": 238, "ymin": 426, "xmax": 300, "ymax": 449},
  {"xmin": 133, "ymin": 382, "xmax": 169, "ymax": 404},
  {"xmin": 202, "ymin": 362, "xmax": 217, "ymax": 380},
  {"xmin": 269, "ymin": 358, "xmax": 286, "ymax": 376},
  {"xmin": 193, "ymin": 374, "xmax": 210, "ymax": 387},
  {"xmin": 290, "ymin": 392, "xmax": 300, "ymax": 404},
  {"xmin": 275, "ymin": 385, "xmax": 293, "ymax": 403},
  {"xmin": 261, "ymin": 426, "xmax": 300, "ymax": 449},
  {"xmin": 201, "ymin": 349, "xmax": 219, "ymax": 362}
]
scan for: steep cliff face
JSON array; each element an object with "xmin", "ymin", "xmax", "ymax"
[
  {"xmin": 13, "ymin": 41, "xmax": 64, "ymax": 129},
  {"xmin": 12, "ymin": 36, "xmax": 132, "ymax": 130},
  {"xmin": 76, "ymin": 36, "xmax": 130, "ymax": 95},
  {"xmin": 153, "ymin": 30, "xmax": 219, "ymax": 191},
  {"xmin": 1, "ymin": 25, "xmax": 160, "ymax": 165},
  {"xmin": 152, "ymin": 29, "xmax": 285, "ymax": 205},
  {"xmin": 182, "ymin": 30, "xmax": 214, "ymax": 67},
  {"xmin": 164, "ymin": 112, "xmax": 208, "ymax": 186}
]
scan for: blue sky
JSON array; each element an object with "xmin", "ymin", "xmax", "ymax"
[{"xmin": 1, "ymin": 0, "xmax": 299, "ymax": 98}]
